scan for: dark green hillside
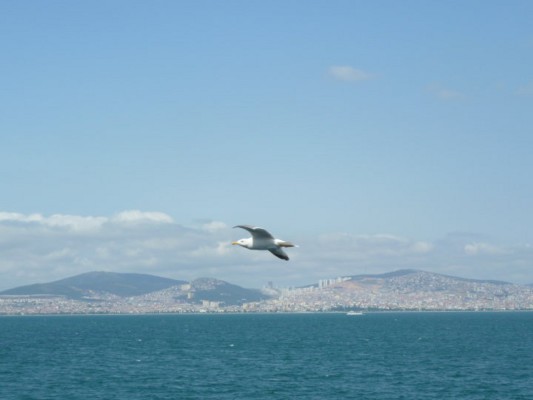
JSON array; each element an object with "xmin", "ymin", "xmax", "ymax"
[
  {"xmin": 190, "ymin": 278, "xmax": 268, "ymax": 306},
  {"xmin": 0, "ymin": 271, "xmax": 186, "ymax": 299}
]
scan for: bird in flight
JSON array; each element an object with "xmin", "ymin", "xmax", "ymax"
[{"xmin": 232, "ymin": 225, "xmax": 297, "ymax": 260}]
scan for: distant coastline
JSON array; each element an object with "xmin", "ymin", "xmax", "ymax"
[{"xmin": 1, "ymin": 269, "xmax": 532, "ymax": 315}]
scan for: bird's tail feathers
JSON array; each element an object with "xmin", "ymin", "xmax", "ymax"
[{"xmin": 278, "ymin": 241, "xmax": 297, "ymax": 248}]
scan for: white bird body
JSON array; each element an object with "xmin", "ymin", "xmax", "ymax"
[{"xmin": 232, "ymin": 225, "xmax": 296, "ymax": 260}]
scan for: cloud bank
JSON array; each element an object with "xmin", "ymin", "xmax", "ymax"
[{"xmin": 1, "ymin": 211, "xmax": 532, "ymax": 290}]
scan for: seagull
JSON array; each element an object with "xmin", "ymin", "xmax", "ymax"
[{"xmin": 232, "ymin": 225, "xmax": 296, "ymax": 261}]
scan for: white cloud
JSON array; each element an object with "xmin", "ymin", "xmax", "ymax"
[
  {"xmin": 0, "ymin": 212, "xmax": 44, "ymax": 223},
  {"xmin": 316, "ymin": 233, "xmax": 432, "ymax": 258},
  {"xmin": 201, "ymin": 221, "xmax": 228, "ymax": 233},
  {"xmin": 0, "ymin": 212, "xmax": 106, "ymax": 232},
  {"xmin": 411, "ymin": 241, "xmax": 434, "ymax": 254},
  {"xmin": 190, "ymin": 241, "xmax": 233, "ymax": 258},
  {"xmin": 46, "ymin": 214, "xmax": 107, "ymax": 232},
  {"xmin": 44, "ymin": 248, "xmax": 76, "ymax": 261},
  {"xmin": 328, "ymin": 66, "xmax": 374, "ymax": 82},
  {"xmin": 464, "ymin": 242, "xmax": 507, "ymax": 256},
  {"xmin": 112, "ymin": 210, "xmax": 174, "ymax": 224}
]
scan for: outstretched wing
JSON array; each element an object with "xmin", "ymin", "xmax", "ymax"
[
  {"xmin": 233, "ymin": 225, "xmax": 274, "ymax": 240},
  {"xmin": 269, "ymin": 248, "xmax": 289, "ymax": 261}
]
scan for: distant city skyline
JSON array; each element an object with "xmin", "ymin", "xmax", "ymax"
[{"xmin": 1, "ymin": 2, "xmax": 532, "ymax": 289}]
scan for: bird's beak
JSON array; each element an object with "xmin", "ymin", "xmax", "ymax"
[{"xmin": 231, "ymin": 241, "xmax": 239, "ymax": 245}]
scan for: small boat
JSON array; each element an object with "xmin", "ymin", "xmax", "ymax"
[{"xmin": 346, "ymin": 311, "xmax": 364, "ymax": 316}]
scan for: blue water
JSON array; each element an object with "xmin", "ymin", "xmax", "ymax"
[{"xmin": 1, "ymin": 312, "xmax": 532, "ymax": 399}]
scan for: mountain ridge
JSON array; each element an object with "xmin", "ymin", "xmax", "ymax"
[
  {"xmin": 347, "ymin": 269, "xmax": 511, "ymax": 286},
  {"xmin": 0, "ymin": 271, "xmax": 185, "ymax": 300}
]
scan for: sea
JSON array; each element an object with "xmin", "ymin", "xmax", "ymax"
[{"xmin": 1, "ymin": 312, "xmax": 532, "ymax": 400}]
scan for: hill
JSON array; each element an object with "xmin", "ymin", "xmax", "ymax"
[
  {"xmin": 347, "ymin": 269, "xmax": 511, "ymax": 286},
  {"xmin": 283, "ymin": 269, "xmax": 533, "ymax": 311},
  {"xmin": 188, "ymin": 278, "xmax": 268, "ymax": 305},
  {"xmin": 0, "ymin": 271, "xmax": 185, "ymax": 300},
  {"xmin": 0, "ymin": 272, "xmax": 269, "ymax": 307}
]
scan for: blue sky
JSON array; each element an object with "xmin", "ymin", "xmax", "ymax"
[{"xmin": 1, "ymin": 1, "xmax": 532, "ymax": 289}]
